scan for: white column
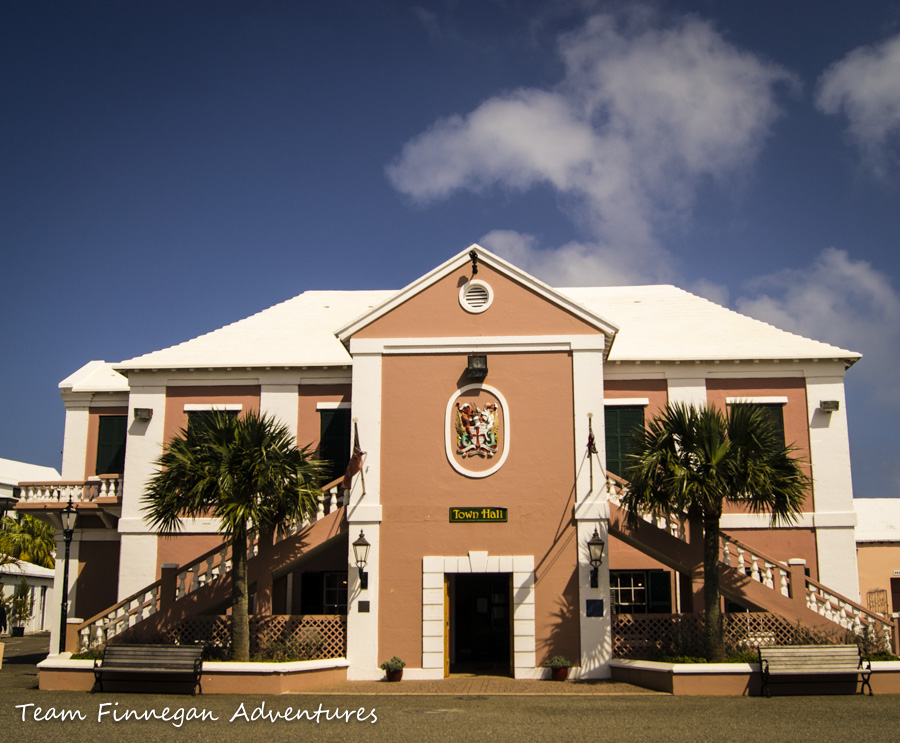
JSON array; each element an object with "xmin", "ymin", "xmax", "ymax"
[
  {"xmin": 59, "ymin": 394, "xmax": 92, "ymax": 480},
  {"xmin": 666, "ymin": 375, "xmax": 708, "ymax": 407},
  {"xmin": 260, "ymin": 383, "xmax": 300, "ymax": 441},
  {"xmin": 806, "ymin": 370, "xmax": 859, "ymax": 600},
  {"xmin": 571, "ymin": 339, "xmax": 612, "ymax": 678},
  {"xmin": 117, "ymin": 383, "xmax": 166, "ymax": 599},
  {"xmin": 345, "ymin": 347, "xmax": 383, "ymax": 679}
]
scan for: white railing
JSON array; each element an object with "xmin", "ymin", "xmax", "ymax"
[
  {"xmin": 76, "ymin": 480, "xmax": 347, "ymax": 651},
  {"xmin": 605, "ymin": 472, "xmax": 688, "ymax": 541},
  {"xmin": 608, "ymin": 471, "xmax": 893, "ymax": 649},
  {"xmin": 18, "ymin": 476, "xmax": 122, "ymax": 504}
]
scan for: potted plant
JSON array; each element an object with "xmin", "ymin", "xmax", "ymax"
[
  {"xmin": 542, "ymin": 655, "xmax": 573, "ymax": 681},
  {"xmin": 380, "ymin": 656, "xmax": 406, "ymax": 682},
  {"xmin": 9, "ymin": 577, "xmax": 34, "ymax": 637}
]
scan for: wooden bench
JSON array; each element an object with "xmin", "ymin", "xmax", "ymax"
[
  {"xmin": 93, "ymin": 644, "xmax": 203, "ymax": 695},
  {"xmin": 758, "ymin": 645, "xmax": 872, "ymax": 697}
]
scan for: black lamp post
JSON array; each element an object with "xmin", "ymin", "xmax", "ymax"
[
  {"xmin": 57, "ymin": 495, "xmax": 78, "ymax": 654},
  {"xmin": 587, "ymin": 527, "xmax": 605, "ymax": 589},
  {"xmin": 352, "ymin": 530, "xmax": 370, "ymax": 591}
]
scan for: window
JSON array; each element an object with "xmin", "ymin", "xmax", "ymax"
[
  {"xmin": 298, "ymin": 571, "xmax": 348, "ymax": 614},
  {"xmin": 186, "ymin": 409, "xmax": 238, "ymax": 433},
  {"xmin": 758, "ymin": 404, "xmax": 785, "ymax": 448},
  {"xmin": 95, "ymin": 415, "xmax": 127, "ymax": 475},
  {"xmin": 319, "ymin": 408, "xmax": 351, "ymax": 482},
  {"xmin": 611, "ymin": 570, "xmax": 672, "ymax": 614},
  {"xmin": 604, "ymin": 406, "xmax": 644, "ymax": 477}
]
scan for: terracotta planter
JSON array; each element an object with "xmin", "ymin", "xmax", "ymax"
[
  {"xmin": 550, "ymin": 667, "xmax": 569, "ymax": 681},
  {"xmin": 386, "ymin": 669, "xmax": 403, "ymax": 682}
]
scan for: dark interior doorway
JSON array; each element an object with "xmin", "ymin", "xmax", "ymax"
[{"xmin": 450, "ymin": 573, "xmax": 511, "ymax": 676}]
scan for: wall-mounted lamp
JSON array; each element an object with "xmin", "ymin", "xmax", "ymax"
[
  {"xmin": 466, "ymin": 355, "xmax": 488, "ymax": 380},
  {"xmin": 587, "ymin": 527, "xmax": 605, "ymax": 589},
  {"xmin": 819, "ymin": 400, "xmax": 840, "ymax": 413},
  {"xmin": 134, "ymin": 408, "xmax": 153, "ymax": 421},
  {"xmin": 352, "ymin": 530, "xmax": 370, "ymax": 590}
]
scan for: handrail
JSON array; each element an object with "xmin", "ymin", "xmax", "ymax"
[
  {"xmin": 607, "ymin": 470, "xmax": 893, "ymax": 646},
  {"xmin": 17, "ymin": 477, "xmax": 123, "ymax": 504},
  {"xmin": 74, "ymin": 480, "xmax": 348, "ymax": 651}
]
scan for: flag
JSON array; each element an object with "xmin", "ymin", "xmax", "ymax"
[{"xmin": 341, "ymin": 421, "xmax": 364, "ymax": 490}]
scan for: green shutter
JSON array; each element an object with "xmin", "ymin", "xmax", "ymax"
[
  {"xmin": 604, "ymin": 406, "xmax": 644, "ymax": 477},
  {"xmin": 319, "ymin": 408, "xmax": 351, "ymax": 482},
  {"xmin": 95, "ymin": 416, "xmax": 127, "ymax": 475},
  {"xmin": 759, "ymin": 404, "xmax": 786, "ymax": 448}
]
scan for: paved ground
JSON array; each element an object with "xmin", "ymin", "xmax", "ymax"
[{"xmin": 3, "ymin": 633, "xmax": 900, "ymax": 743}]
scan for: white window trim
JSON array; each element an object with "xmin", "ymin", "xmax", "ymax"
[
  {"xmin": 603, "ymin": 398, "xmax": 650, "ymax": 407},
  {"xmin": 183, "ymin": 403, "xmax": 243, "ymax": 412},
  {"xmin": 725, "ymin": 396, "xmax": 788, "ymax": 405},
  {"xmin": 316, "ymin": 402, "xmax": 352, "ymax": 410}
]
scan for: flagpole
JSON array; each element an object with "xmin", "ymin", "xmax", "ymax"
[{"xmin": 587, "ymin": 412, "xmax": 594, "ymax": 493}]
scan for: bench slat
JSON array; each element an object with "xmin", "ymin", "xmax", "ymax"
[
  {"xmin": 757, "ymin": 645, "xmax": 872, "ymax": 697},
  {"xmin": 93, "ymin": 644, "xmax": 203, "ymax": 695}
]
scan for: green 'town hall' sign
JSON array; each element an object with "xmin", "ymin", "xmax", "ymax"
[{"xmin": 449, "ymin": 507, "xmax": 508, "ymax": 523}]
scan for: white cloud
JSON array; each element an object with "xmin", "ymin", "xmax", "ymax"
[
  {"xmin": 479, "ymin": 229, "xmax": 674, "ymax": 286},
  {"xmin": 388, "ymin": 10, "xmax": 794, "ymax": 262},
  {"xmin": 736, "ymin": 248, "xmax": 900, "ymax": 406},
  {"xmin": 816, "ymin": 33, "xmax": 900, "ymax": 177}
]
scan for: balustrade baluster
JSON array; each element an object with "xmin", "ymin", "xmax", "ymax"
[
  {"xmin": 750, "ymin": 555, "xmax": 761, "ymax": 582},
  {"xmin": 779, "ymin": 569, "xmax": 789, "ymax": 597},
  {"xmin": 763, "ymin": 563, "xmax": 774, "ymax": 589}
]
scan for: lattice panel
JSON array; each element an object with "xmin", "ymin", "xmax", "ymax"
[
  {"xmin": 613, "ymin": 612, "xmax": 853, "ymax": 659},
  {"xmin": 152, "ymin": 615, "xmax": 347, "ymax": 660}
]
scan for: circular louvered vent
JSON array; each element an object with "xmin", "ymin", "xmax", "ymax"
[{"xmin": 459, "ymin": 280, "xmax": 494, "ymax": 314}]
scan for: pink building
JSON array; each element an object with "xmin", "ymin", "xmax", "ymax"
[{"xmin": 17, "ymin": 246, "xmax": 888, "ymax": 682}]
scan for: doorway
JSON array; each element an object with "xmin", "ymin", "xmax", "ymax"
[{"xmin": 448, "ymin": 573, "xmax": 512, "ymax": 675}]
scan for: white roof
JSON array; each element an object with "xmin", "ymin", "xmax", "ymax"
[
  {"xmin": 561, "ymin": 285, "xmax": 858, "ymax": 364},
  {"xmin": 0, "ymin": 560, "xmax": 55, "ymax": 580},
  {"xmin": 115, "ymin": 291, "xmax": 391, "ymax": 372},
  {"xmin": 59, "ymin": 360, "xmax": 129, "ymax": 392},
  {"xmin": 0, "ymin": 458, "xmax": 59, "ymax": 488},
  {"xmin": 106, "ymin": 254, "xmax": 858, "ymax": 373},
  {"xmin": 854, "ymin": 499, "xmax": 900, "ymax": 543}
]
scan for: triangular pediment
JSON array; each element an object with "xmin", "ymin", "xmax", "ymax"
[{"xmin": 336, "ymin": 245, "xmax": 618, "ymax": 353}]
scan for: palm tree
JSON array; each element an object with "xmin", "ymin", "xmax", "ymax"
[
  {"xmin": 143, "ymin": 410, "xmax": 325, "ymax": 661},
  {"xmin": 619, "ymin": 402, "xmax": 809, "ymax": 661},
  {"xmin": 0, "ymin": 513, "xmax": 56, "ymax": 568}
]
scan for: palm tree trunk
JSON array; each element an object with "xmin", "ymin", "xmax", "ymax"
[
  {"xmin": 702, "ymin": 512, "xmax": 726, "ymax": 662},
  {"xmin": 231, "ymin": 532, "xmax": 251, "ymax": 662}
]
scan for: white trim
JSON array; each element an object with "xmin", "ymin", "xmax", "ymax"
[
  {"xmin": 350, "ymin": 335, "xmax": 608, "ymax": 356},
  {"xmin": 183, "ymin": 403, "xmax": 243, "ymax": 411},
  {"xmin": 604, "ymin": 398, "xmax": 650, "ymax": 407},
  {"xmin": 459, "ymin": 279, "xmax": 494, "ymax": 314},
  {"xmin": 445, "ymin": 384, "xmax": 510, "ymax": 478},
  {"xmin": 315, "ymin": 402, "xmax": 351, "ymax": 410},
  {"xmin": 725, "ymin": 396, "xmax": 788, "ymax": 405},
  {"xmin": 421, "ymin": 553, "xmax": 535, "ymax": 680},
  {"xmin": 336, "ymin": 245, "xmax": 619, "ymax": 343}
]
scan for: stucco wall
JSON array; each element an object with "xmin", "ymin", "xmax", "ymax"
[{"xmin": 378, "ymin": 351, "xmax": 582, "ymax": 668}]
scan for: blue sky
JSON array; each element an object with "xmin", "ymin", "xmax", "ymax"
[{"xmin": 2, "ymin": 1, "xmax": 899, "ymax": 498}]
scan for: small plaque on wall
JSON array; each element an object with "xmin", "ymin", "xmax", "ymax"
[
  {"xmin": 586, "ymin": 599, "xmax": 604, "ymax": 618},
  {"xmin": 449, "ymin": 507, "xmax": 508, "ymax": 523}
]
